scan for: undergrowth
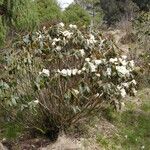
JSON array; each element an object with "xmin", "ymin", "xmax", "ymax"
[{"xmin": 96, "ymin": 88, "xmax": 150, "ymax": 150}]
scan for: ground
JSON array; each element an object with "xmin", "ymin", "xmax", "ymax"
[{"xmin": 1, "ymin": 88, "xmax": 149, "ymax": 150}]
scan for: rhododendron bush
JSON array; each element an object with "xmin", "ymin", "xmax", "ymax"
[{"xmin": 1, "ymin": 23, "xmax": 137, "ymax": 132}]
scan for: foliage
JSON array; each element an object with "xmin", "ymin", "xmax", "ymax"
[
  {"xmin": 0, "ymin": 0, "xmax": 39, "ymax": 31},
  {"xmin": 0, "ymin": 0, "xmax": 62, "ymax": 47},
  {"xmin": 0, "ymin": 23, "xmax": 137, "ymax": 138},
  {"xmin": 0, "ymin": 17, "xmax": 6, "ymax": 47},
  {"xmin": 11, "ymin": 0, "xmax": 39, "ymax": 31},
  {"xmin": 130, "ymin": 12, "xmax": 150, "ymax": 86},
  {"xmin": 63, "ymin": 4, "xmax": 90, "ymax": 26},
  {"xmin": 36, "ymin": 0, "xmax": 62, "ymax": 23}
]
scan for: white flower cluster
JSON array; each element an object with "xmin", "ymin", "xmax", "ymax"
[
  {"xmin": 57, "ymin": 69, "xmax": 81, "ymax": 77},
  {"xmin": 119, "ymin": 79, "xmax": 137, "ymax": 96},
  {"xmin": 107, "ymin": 56, "xmax": 135, "ymax": 77},
  {"xmin": 39, "ymin": 69, "xmax": 50, "ymax": 76},
  {"xmin": 86, "ymin": 34, "xmax": 97, "ymax": 45},
  {"xmin": 62, "ymin": 30, "xmax": 73, "ymax": 39},
  {"xmin": 69, "ymin": 24, "xmax": 77, "ymax": 29},
  {"xmin": 78, "ymin": 49, "xmax": 85, "ymax": 57},
  {"xmin": 58, "ymin": 22, "xmax": 65, "ymax": 28}
]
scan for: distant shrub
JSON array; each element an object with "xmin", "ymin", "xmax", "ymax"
[
  {"xmin": 9, "ymin": 0, "xmax": 39, "ymax": 31},
  {"xmin": 63, "ymin": 4, "xmax": 90, "ymax": 26},
  {"xmin": 36, "ymin": 0, "xmax": 62, "ymax": 23},
  {"xmin": 0, "ymin": 23, "xmax": 137, "ymax": 138}
]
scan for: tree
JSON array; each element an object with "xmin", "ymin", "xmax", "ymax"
[
  {"xmin": 99, "ymin": 0, "xmax": 139, "ymax": 26},
  {"xmin": 132, "ymin": 0, "xmax": 150, "ymax": 11},
  {"xmin": 63, "ymin": 4, "xmax": 90, "ymax": 26},
  {"xmin": 74, "ymin": 0, "xmax": 103, "ymax": 28}
]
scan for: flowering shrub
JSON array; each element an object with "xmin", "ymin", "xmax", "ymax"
[{"xmin": 1, "ymin": 23, "xmax": 137, "ymax": 134}]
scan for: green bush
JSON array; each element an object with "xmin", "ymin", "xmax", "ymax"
[
  {"xmin": 0, "ymin": 23, "xmax": 138, "ymax": 138},
  {"xmin": 63, "ymin": 4, "xmax": 90, "ymax": 26},
  {"xmin": 36, "ymin": 0, "xmax": 62, "ymax": 23},
  {"xmin": 11, "ymin": 0, "xmax": 39, "ymax": 31}
]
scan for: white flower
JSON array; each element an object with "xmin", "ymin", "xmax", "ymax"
[
  {"xmin": 85, "ymin": 58, "xmax": 90, "ymax": 62},
  {"xmin": 131, "ymin": 79, "xmax": 137, "ymax": 85},
  {"xmin": 61, "ymin": 69, "xmax": 68, "ymax": 76},
  {"xmin": 95, "ymin": 93, "xmax": 100, "ymax": 97},
  {"xmin": 66, "ymin": 69, "xmax": 72, "ymax": 76},
  {"xmin": 119, "ymin": 58, "xmax": 123, "ymax": 62},
  {"xmin": 34, "ymin": 99, "xmax": 39, "ymax": 104},
  {"xmin": 57, "ymin": 69, "xmax": 73, "ymax": 76},
  {"xmin": 62, "ymin": 30, "xmax": 72, "ymax": 38},
  {"xmin": 53, "ymin": 38, "xmax": 61, "ymax": 42},
  {"xmin": 52, "ymin": 42, "xmax": 56, "ymax": 46},
  {"xmin": 72, "ymin": 89, "xmax": 79, "ymax": 95},
  {"xmin": 96, "ymin": 73, "xmax": 100, "ymax": 77},
  {"xmin": 43, "ymin": 26, "xmax": 46, "ymax": 30},
  {"xmin": 106, "ymin": 68, "xmax": 111, "ymax": 76},
  {"xmin": 39, "ymin": 69, "xmax": 50, "ymax": 76},
  {"xmin": 94, "ymin": 59, "xmax": 102, "ymax": 65},
  {"xmin": 69, "ymin": 24, "xmax": 77, "ymax": 29},
  {"xmin": 122, "ymin": 55, "xmax": 127, "ymax": 60},
  {"xmin": 141, "ymin": 146, "xmax": 145, "ymax": 149},
  {"xmin": 119, "ymin": 58, "xmax": 127, "ymax": 66},
  {"xmin": 56, "ymin": 46, "xmax": 61, "ymax": 51},
  {"xmin": 121, "ymin": 102, "xmax": 125, "ymax": 107},
  {"xmin": 58, "ymin": 22, "xmax": 65, "ymax": 27},
  {"xmin": 117, "ymin": 85, "xmax": 122, "ymax": 90},
  {"xmin": 88, "ymin": 62, "xmax": 97, "ymax": 72},
  {"xmin": 116, "ymin": 66, "xmax": 129, "ymax": 75},
  {"xmin": 132, "ymin": 88, "xmax": 137, "ymax": 95},
  {"xmin": 38, "ymin": 34, "xmax": 42, "ymax": 39},
  {"xmin": 81, "ymin": 67, "xmax": 86, "ymax": 71},
  {"xmin": 122, "ymin": 82, "xmax": 129, "ymax": 88},
  {"xmin": 69, "ymin": 24, "xmax": 73, "ymax": 28},
  {"xmin": 129, "ymin": 60, "xmax": 134, "ymax": 68},
  {"xmin": 109, "ymin": 58, "xmax": 118, "ymax": 63},
  {"xmin": 102, "ymin": 59, "xmax": 106, "ymax": 63},
  {"xmin": 72, "ymin": 69, "xmax": 78, "ymax": 75},
  {"xmin": 88, "ymin": 34, "xmax": 97, "ymax": 44},
  {"xmin": 77, "ymin": 70, "xmax": 82, "ymax": 75},
  {"xmin": 121, "ymin": 60, "xmax": 128, "ymax": 66},
  {"xmin": 79, "ymin": 49, "xmax": 85, "ymax": 57},
  {"xmin": 120, "ymin": 88, "xmax": 126, "ymax": 98}
]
